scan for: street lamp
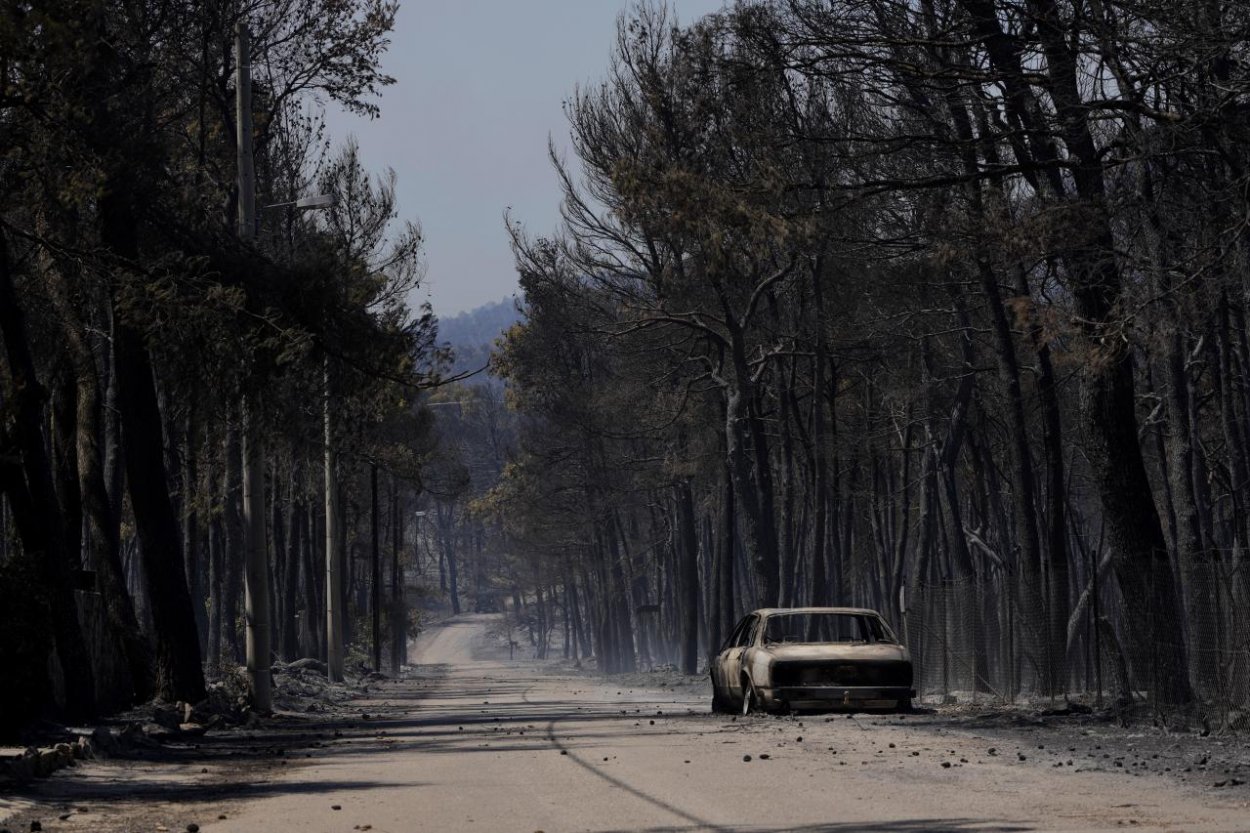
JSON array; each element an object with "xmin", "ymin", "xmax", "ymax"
[
  {"xmin": 262, "ymin": 193, "xmax": 336, "ymax": 211},
  {"xmin": 296, "ymin": 194, "xmax": 335, "ymax": 210},
  {"xmin": 258, "ymin": 193, "xmax": 337, "ymax": 243}
]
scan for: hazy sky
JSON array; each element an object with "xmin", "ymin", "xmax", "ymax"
[{"xmin": 324, "ymin": 0, "xmax": 727, "ymax": 318}]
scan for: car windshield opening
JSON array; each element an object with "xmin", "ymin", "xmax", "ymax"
[{"xmin": 763, "ymin": 612, "xmax": 887, "ymax": 645}]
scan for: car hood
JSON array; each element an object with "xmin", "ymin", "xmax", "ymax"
[{"xmin": 761, "ymin": 643, "xmax": 909, "ymax": 662}]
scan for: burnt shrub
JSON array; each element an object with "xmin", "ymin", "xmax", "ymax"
[{"xmin": 0, "ymin": 553, "xmax": 53, "ymax": 739}]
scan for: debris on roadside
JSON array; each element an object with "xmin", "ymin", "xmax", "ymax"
[{"xmin": 0, "ymin": 658, "xmax": 395, "ymax": 787}]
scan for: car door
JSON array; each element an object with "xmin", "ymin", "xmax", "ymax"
[
  {"xmin": 720, "ymin": 614, "xmax": 757, "ymax": 702},
  {"xmin": 713, "ymin": 616, "xmax": 749, "ymax": 696}
]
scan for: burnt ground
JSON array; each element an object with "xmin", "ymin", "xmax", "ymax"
[
  {"xmin": 559, "ymin": 662, "xmax": 1250, "ymax": 793},
  {"xmin": 904, "ymin": 704, "xmax": 1250, "ymax": 790}
]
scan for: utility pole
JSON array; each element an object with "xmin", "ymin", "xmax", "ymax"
[
  {"xmin": 390, "ymin": 478, "xmax": 405, "ymax": 672},
  {"xmin": 325, "ymin": 356, "xmax": 344, "ymax": 681},
  {"xmin": 370, "ymin": 462, "xmax": 381, "ymax": 671},
  {"xmin": 236, "ymin": 21, "xmax": 272, "ymax": 713}
]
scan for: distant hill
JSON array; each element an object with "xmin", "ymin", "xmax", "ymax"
[{"xmin": 438, "ymin": 297, "xmax": 522, "ymax": 380}]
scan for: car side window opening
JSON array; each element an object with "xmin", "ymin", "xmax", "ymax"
[
  {"xmin": 738, "ymin": 616, "xmax": 759, "ymax": 648},
  {"xmin": 721, "ymin": 616, "xmax": 750, "ymax": 652},
  {"xmin": 873, "ymin": 616, "xmax": 899, "ymax": 643},
  {"xmin": 740, "ymin": 612, "xmax": 760, "ymax": 645},
  {"xmin": 865, "ymin": 615, "xmax": 891, "ymax": 642}
]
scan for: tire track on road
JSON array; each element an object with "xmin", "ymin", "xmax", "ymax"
[{"xmin": 522, "ymin": 685, "xmax": 729, "ymax": 832}]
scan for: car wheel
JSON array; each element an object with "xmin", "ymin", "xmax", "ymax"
[
  {"xmin": 711, "ymin": 679, "xmax": 732, "ymax": 714},
  {"xmin": 741, "ymin": 676, "xmax": 758, "ymax": 715},
  {"xmin": 897, "ymin": 697, "xmax": 914, "ymax": 714}
]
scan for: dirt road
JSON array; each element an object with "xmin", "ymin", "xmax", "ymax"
[{"xmin": 6, "ymin": 614, "xmax": 1250, "ymax": 832}]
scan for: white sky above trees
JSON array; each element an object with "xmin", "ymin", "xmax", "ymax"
[{"xmin": 324, "ymin": 0, "xmax": 727, "ymax": 317}]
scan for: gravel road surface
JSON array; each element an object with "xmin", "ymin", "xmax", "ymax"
[{"xmin": 5, "ymin": 614, "xmax": 1249, "ymax": 832}]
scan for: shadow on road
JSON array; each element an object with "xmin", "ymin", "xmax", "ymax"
[
  {"xmin": 593, "ymin": 823, "xmax": 1030, "ymax": 833},
  {"xmin": 13, "ymin": 775, "xmax": 418, "ymax": 805}
]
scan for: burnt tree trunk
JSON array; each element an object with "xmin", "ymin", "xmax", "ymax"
[
  {"xmin": 0, "ymin": 234, "xmax": 97, "ymax": 719},
  {"xmin": 676, "ymin": 478, "xmax": 700, "ymax": 674},
  {"xmin": 221, "ymin": 415, "xmax": 244, "ymax": 663}
]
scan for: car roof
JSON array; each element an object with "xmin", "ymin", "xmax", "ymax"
[{"xmin": 750, "ymin": 607, "xmax": 882, "ymax": 617}]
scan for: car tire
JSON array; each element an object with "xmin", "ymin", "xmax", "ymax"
[
  {"xmin": 711, "ymin": 680, "xmax": 732, "ymax": 714},
  {"xmin": 898, "ymin": 697, "xmax": 914, "ymax": 714},
  {"xmin": 741, "ymin": 676, "xmax": 759, "ymax": 715}
]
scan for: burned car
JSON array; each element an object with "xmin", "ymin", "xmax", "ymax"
[{"xmin": 709, "ymin": 607, "xmax": 913, "ymax": 714}]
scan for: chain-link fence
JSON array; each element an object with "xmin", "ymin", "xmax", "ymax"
[
  {"xmin": 903, "ymin": 558, "xmax": 1250, "ymax": 726},
  {"xmin": 904, "ymin": 573, "xmax": 1032, "ymax": 705},
  {"xmin": 1180, "ymin": 560, "xmax": 1250, "ymax": 727}
]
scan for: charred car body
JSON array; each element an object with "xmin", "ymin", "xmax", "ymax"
[{"xmin": 710, "ymin": 607, "xmax": 914, "ymax": 714}]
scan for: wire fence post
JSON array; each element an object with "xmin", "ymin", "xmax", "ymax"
[
  {"xmin": 1084, "ymin": 548, "xmax": 1093, "ymax": 697},
  {"xmin": 941, "ymin": 577, "xmax": 950, "ymax": 698},
  {"xmin": 1150, "ymin": 550, "xmax": 1159, "ymax": 722},
  {"xmin": 1093, "ymin": 547, "xmax": 1102, "ymax": 708},
  {"xmin": 1009, "ymin": 567, "xmax": 1017, "ymax": 704}
]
